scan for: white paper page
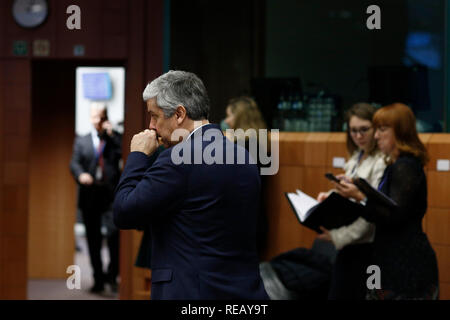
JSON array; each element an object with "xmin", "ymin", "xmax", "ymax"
[
  {"xmin": 286, "ymin": 190, "xmax": 318, "ymax": 222},
  {"xmin": 296, "ymin": 189, "xmax": 319, "ymax": 209}
]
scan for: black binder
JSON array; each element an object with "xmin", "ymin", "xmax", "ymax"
[
  {"xmin": 353, "ymin": 177, "xmax": 398, "ymax": 208},
  {"xmin": 285, "ymin": 191, "xmax": 362, "ymax": 233}
]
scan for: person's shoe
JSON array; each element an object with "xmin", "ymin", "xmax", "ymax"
[
  {"xmin": 108, "ymin": 281, "xmax": 118, "ymax": 294},
  {"xmin": 89, "ymin": 282, "xmax": 104, "ymax": 293},
  {"xmin": 104, "ymin": 273, "xmax": 118, "ymax": 292},
  {"xmin": 105, "ymin": 276, "xmax": 118, "ymax": 294}
]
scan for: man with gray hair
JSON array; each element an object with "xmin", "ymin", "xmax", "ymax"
[{"xmin": 113, "ymin": 70, "xmax": 268, "ymax": 300}]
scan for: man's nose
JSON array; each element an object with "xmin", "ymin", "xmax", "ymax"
[{"xmin": 149, "ymin": 121, "xmax": 156, "ymax": 131}]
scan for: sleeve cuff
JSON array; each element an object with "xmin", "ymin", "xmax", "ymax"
[
  {"xmin": 329, "ymin": 229, "xmax": 345, "ymax": 250},
  {"xmin": 124, "ymin": 151, "xmax": 155, "ymax": 170}
]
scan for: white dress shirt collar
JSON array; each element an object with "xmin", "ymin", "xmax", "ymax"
[{"xmin": 186, "ymin": 123, "xmax": 210, "ymax": 141}]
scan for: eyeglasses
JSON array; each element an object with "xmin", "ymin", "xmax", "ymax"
[{"xmin": 350, "ymin": 126, "xmax": 372, "ymax": 136}]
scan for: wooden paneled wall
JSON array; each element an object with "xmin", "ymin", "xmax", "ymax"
[
  {"xmin": 129, "ymin": 132, "xmax": 450, "ymax": 300},
  {"xmin": 27, "ymin": 62, "xmax": 77, "ymax": 278},
  {"xmin": 0, "ymin": 0, "xmax": 164, "ymax": 299},
  {"xmin": 0, "ymin": 59, "xmax": 31, "ymax": 299},
  {"xmin": 425, "ymin": 134, "xmax": 450, "ymax": 299},
  {"xmin": 0, "ymin": 0, "xmax": 129, "ymax": 60}
]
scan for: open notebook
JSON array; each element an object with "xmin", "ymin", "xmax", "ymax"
[
  {"xmin": 285, "ymin": 189, "xmax": 318, "ymax": 222},
  {"xmin": 285, "ymin": 189, "xmax": 362, "ymax": 233}
]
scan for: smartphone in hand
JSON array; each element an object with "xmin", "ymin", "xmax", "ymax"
[{"xmin": 325, "ymin": 173, "xmax": 341, "ymax": 183}]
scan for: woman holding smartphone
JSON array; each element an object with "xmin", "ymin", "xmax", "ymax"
[
  {"xmin": 332, "ymin": 103, "xmax": 438, "ymax": 300},
  {"xmin": 316, "ymin": 103, "xmax": 386, "ymax": 299}
]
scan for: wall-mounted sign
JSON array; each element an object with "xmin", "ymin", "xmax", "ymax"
[
  {"xmin": 13, "ymin": 40, "xmax": 28, "ymax": 56},
  {"xmin": 82, "ymin": 73, "xmax": 112, "ymax": 100},
  {"xmin": 33, "ymin": 39, "xmax": 50, "ymax": 56},
  {"xmin": 437, "ymin": 159, "xmax": 450, "ymax": 172},
  {"xmin": 332, "ymin": 157, "xmax": 346, "ymax": 169},
  {"xmin": 74, "ymin": 45, "xmax": 85, "ymax": 57}
]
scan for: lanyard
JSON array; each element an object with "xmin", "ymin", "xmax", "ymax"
[
  {"xmin": 378, "ymin": 173, "xmax": 388, "ymax": 191},
  {"xmin": 351, "ymin": 150, "xmax": 364, "ymax": 175}
]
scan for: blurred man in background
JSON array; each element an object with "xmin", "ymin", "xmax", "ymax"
[{"xmin": 70, "ymin": 102, "xmax": 122, "ymax": 294}]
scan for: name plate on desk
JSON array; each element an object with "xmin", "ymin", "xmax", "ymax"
[
  {"xmin": 332, "ymin": 157, "xmax": 346, "ymax": 168},
  {"xmin": 437, "ymin": 159, "xmax": 450, "ymax": 171}
]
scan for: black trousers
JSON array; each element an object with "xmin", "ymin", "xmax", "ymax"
[
  {"xmin": 328, "ymin": 243, "xmax": 373, "ymax": 300},
  {"xmin": 80, "ymin": 186, "xmax": 119, "ymax": 285}
]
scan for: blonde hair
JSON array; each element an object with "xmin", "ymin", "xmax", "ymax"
[
  {"xmin": 227, "ymin": 96, "xmax": 266, "ymax": 132},
  {"xmin": 227, "ymin": 96, "xmax": 270, "ymax": 151}
]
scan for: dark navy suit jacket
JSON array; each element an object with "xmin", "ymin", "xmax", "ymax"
[
  {"xmin": 113, "ymin": 124, "xmax": 269, "ymax": 300},
  {"xmin": 70, "ymin": 131, "xmax": 122, "ymax": 211}
]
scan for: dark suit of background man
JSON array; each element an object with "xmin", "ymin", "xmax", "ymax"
[
  {"xmin": 70, "ymin": 102, "xmax": 122, "ymax": 293},
  {"xmin": 113, "ymin": 70, "xmax": 269, "ymax": 300}
]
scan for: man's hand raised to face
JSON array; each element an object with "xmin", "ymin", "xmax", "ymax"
[
  {"xmin": 131, "ymin": 129, "xmax": 159, "ymax": 156},
  {"xmin": 101, "ymin": 120, "xmax": 114, "ymax": 137}
]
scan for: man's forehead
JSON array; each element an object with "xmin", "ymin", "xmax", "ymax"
[
  {"xmin": 91, "ymin": 107, "xmax": 106, "ymax": 116},
  {"xmin": 146, "ymin": 98, "xmax": 160, "ymax": 112}
]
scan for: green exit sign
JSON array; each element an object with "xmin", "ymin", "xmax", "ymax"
[{"xmin": 13, "ymin": 41, "xmax": 28, "ymax": 56}]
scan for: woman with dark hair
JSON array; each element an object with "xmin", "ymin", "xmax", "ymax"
[
  {"xmin": 332, "ymin": 103, "xmax": 439, "ymax": 300},
  {"xmin": 316, "ymin": 102, "xmax": 386, "ymax": 299}
]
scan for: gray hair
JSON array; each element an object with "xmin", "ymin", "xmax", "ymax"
[{"xmin": 142, "ymin": 70, "xmax": 210, "ymax": 120}]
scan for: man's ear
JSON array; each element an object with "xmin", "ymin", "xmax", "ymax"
[{"xmin": 175, "ymin": 105, "xmax": 187, "ymax": 125}]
